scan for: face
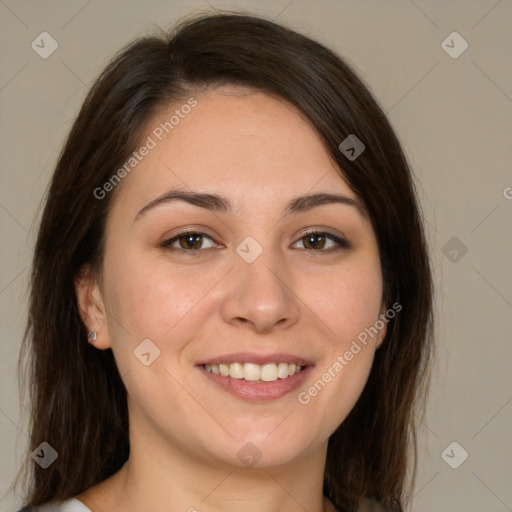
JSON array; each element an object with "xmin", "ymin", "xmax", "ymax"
[{"xmin": 80, "ymin": 86, "xmax": 387, "ymax": 470}]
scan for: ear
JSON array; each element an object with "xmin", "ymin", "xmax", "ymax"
[{"xmin": 74, "ymin": 264, "xmax": 111, "ymax": 350}]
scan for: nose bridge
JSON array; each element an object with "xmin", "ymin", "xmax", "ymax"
[{"xmin": 220, "ymin": 236, "xmax": 299, "ymax": 332}]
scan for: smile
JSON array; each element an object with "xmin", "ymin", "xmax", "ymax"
[
  {"xmin": 197, "ymin": 353, "xmax": 314, "ymax": 402},
  {"xmin": 203, "ymin": 362, "xmax": 304, "ymax": 382}
]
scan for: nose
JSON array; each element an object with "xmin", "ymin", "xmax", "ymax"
[{"xmin": 220, "ymin": 248, "xmax": 300, "ymax": 334}]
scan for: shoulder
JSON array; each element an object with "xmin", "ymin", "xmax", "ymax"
[{"xmin": 16, "ymin": 498, "xmax": 92, "ymax": 512}]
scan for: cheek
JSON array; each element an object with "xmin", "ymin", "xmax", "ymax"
[
  {"xmin": 102, "ymin": 246, "xmax": 227, "ymax": 379},
  {"xmin": 105, "ymin": 249, "xmax": 213, "ymax": 337},
  {"xmin": 309, "ymin": 258, "xmax": 384, "ymax": 346},
  {"xmin": 297, "ymin": 259, "xmax": 382, "ymax": 427},
  {"xmin": 101, "ymin": 250, "xmax": 222, "ymax": 409}
]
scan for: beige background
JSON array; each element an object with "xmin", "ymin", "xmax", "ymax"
[{"xmin": 1, "ymin": 1, "xmax": 511, "ymax": 511}]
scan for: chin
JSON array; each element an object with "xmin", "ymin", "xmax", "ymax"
[{"xmin": 210, "ymin": 424, "xmax": 321, "ymax": 470}]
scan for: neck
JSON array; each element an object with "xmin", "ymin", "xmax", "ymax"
[{"xmin": 84, "ymin": 420, "xmax": 334, "ymax": 512}]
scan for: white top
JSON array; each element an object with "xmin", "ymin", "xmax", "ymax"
[
  {"xmin": 25, "ymin": 496, "xmax": 386, "ymax": 511},
  {"xmin": 31, "ymin": 499, "xmax": 92, "ymax": 512}
]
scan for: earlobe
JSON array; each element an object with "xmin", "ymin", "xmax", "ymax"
[{"xmin": 74, "ymin": 264, "xmax": 111, "ymax": 349}]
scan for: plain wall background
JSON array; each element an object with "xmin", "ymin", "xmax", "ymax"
[{"xmin": 1, "ymin": 1, "xmax": 511, "ymax": 511}]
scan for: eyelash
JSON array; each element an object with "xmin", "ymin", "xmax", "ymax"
[{"xmin": 159, "ymin": 229, "xmax": 350, "ymax": 254}]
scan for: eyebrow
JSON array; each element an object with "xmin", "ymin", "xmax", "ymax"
[{"xmin": 134, "ymin": 188, "xmax": 368, "ymax": 221}]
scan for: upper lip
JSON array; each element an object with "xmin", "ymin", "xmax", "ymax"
[{"xmin": 196, "ymin": 352, "xmax": 314, "ymax": 367}]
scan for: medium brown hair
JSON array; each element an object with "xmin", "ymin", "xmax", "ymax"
[{"xmin": 15, "ymin": 11, "xmax": 434, "ymax": 512}]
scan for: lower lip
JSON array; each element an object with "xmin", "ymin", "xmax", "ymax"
[{"xmin": 198, "ymin": 365, "xmax": 314, "ymax": 402}]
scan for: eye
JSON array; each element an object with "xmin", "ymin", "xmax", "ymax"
[
  {"xmin": 160, "ymin": 229, "xmax": 350, "ymax": 254},
  {"xmin": 292, "ymin": 230, "xmax": 350, "ymax": 252},
  {"xmin": 160, "ymin": 231, "xmax": 219, "ymax": 252}
]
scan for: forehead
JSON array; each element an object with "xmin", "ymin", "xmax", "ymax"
[{"xmin": 111, "ymin": 87, "xmax": 357, "ymax": 214}]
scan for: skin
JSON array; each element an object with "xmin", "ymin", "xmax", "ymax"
[{"xmin": 75, "ymin": 86, "xmax": 387, "ymax": 512}]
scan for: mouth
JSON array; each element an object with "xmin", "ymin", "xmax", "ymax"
[
  {"xmin": 203, "ymin": 361, "xmax": 305, "ymax": 382},
  {"xmin": 196, "ymin": 353, "xmax": 314, "ymax": 402}
]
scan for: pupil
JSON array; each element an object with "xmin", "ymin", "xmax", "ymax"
[
  {"xmin": 306, "ymin": 234, "xmax": 324, "ymax": 249},
  {"xmin": 182, "ymin": 234, "xmax": 201, "ymax": 249}
]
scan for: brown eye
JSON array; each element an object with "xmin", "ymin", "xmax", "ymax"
[
  {"xmin": 303, "ymin": 233, "xmax": 327, "ymax": 249},
  {"xmin": 178, "ymin": 233, "xmax": 203, "ymax": 250},
  {"xmin": 161, "ymin": 231, "xmax": 218, "ymax": 252},
  {"xmin": 293, "ymin": 231, "xmax": 350, "ymax": 251}
]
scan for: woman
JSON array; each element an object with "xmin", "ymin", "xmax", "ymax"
[{"xmin": 15, "ymin": 11, "xmax": 434, "ymax": 512}]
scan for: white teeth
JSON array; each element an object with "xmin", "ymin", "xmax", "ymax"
[
  {"xmin": 243, "ymin": 363, "xmax": 261, "ymax": 381},
  {"xmin": 229, "ymin": 362, "xmax": 244, "ymax": 379},
  {"xmin": 278, "ymin": 362, "xmax": 289, "ymax": 379},
  {"xmin": 261, "ymin": 363, "xmax": 278, "ymax": 382},
  {"xmin": 204, "ymin": 362, "xmax": 304, "ymax": 382}
]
